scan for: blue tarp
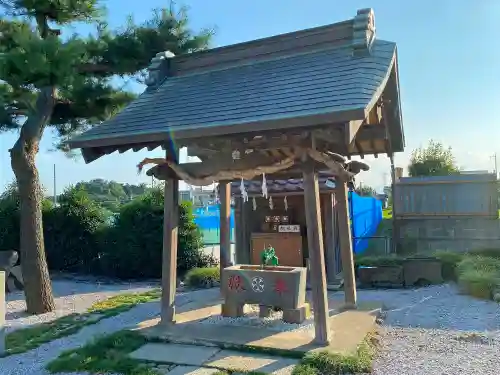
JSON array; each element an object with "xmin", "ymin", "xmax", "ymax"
[
  {"xmin": 348, "ymin": 191, "xmax": 383, "ymax": 254},
  {"xmin": 193, "ymin": 192, "xmax": 382, "ymax": 253},
  {"xmin": 193, "ymin": 206, "xmax": 235, "ymax": 228}
]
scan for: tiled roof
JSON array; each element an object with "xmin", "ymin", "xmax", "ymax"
[
  {"xmin": 69, "ymin": 40, "xmax": 396, "ymax": 146},
  {"xmin": 230, "ymin": 172, "xmax": 337, "ymax": 196}
]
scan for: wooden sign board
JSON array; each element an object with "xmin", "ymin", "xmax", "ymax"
[{"xmin": 278, "ymin": 225, "xmax": 300, "ymax": 233}]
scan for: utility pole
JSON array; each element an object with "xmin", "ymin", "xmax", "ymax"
[
  {"xmin": 53, "ymin": 164, "xmax": 57, "ymax": 206},
  {"xmin": 491, "ymin": 153, "xmax": 498, "ymax": 179}
]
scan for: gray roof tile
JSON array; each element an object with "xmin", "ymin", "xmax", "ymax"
[
  {"xmin": 230, "ymin": 172, "xmax": 337, "ymax": 196},
  {"xmin": 70, "ymin": 40, "xmax": 395, "ymax": 145}
]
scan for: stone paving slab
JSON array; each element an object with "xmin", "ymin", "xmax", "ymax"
[
  {"xmin": 167, "ymin": 365, "xmax": 222, "ymax": 375},
  {"xmin": 129, "ymin": 342, "xmax": 221, "ymax": 366},
  {"xmin": 140, "ymin": 302, "xmax": 380, "ymax": 355},
  {"xmin": 205, "ymin": 350, "xmax": 300, "ymax": 374}
]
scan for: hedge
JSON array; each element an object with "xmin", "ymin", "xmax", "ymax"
[
  {"xmin": 356, "ymin": 251, "xmax": 500, "ymax": 301},
  {"xmin": 0, "ymin": 185, "xmax": 216, "ymax": 279}
]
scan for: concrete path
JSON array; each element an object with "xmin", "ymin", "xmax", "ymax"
[{"xmin": 130, "ymin": 342, "xmax": 300, "ymax": 374}]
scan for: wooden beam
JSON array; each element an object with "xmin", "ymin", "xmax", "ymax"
[
  {"xmin": 335, "ymin": 181, "xmax": 357, "ymax": 308},
  {"xmin": 160, "ymin": 169, "xmax": 179, "ymax": 324},
  {"xmin": 219, "ymin": 181, "xmax": 232, "ymax": 272},
  {"xmin": 354, "ymin": 139, "xmax": 364, "ymax": 159},
  {"xmin": 302, "ymin": 163, "xmax": 331, "ymax": 345},
  {"xmin": 345, "ymin": 120, "xmax": 364, "ymax": 145},
  {"xmin": 322, "ymin": 193, "xmax": 337, "ymax": 283}
]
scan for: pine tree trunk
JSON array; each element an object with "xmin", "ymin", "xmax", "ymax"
[{"xmin": 9, "ymin": 87, "xmax": 56, "ymax": 314}]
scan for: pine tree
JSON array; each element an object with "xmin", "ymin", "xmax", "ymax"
[{"xmin": 0, "ymin": 0, "xmax": 212, "ymax": 314}]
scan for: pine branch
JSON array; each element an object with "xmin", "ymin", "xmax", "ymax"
[{"xmin": 0, "ymin": 1, "xmax": 214, "ymax": 138}]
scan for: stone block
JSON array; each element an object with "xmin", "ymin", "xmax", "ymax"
[
  {"xmin": 282, "ymin": 303, "xmax": 310, "ymax": 324},
  {"xmin": 221, "ymin": 302, "xmax": 244, "ymax": 318},
  {"xmin": 403, "ymin": 257, "xmax": 443, "ymax": 286},
  {"xmin": 129, "ymin": 343, "xmax": 220, "ymax": 366},
  {"xmin": 221, "ymin": 265, "xmax": 307, "ymax": 310},
  {"xmin": 258, "ymin": 305, "xmax": 272, "ymax": 318}
]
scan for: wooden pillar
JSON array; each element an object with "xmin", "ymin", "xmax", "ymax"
[
  {"xmin": 336, "ymin": 181, "xmax": 357, "ymax": 308},
  {"xmin": 235, "ymin": 198, "xmax": 250, "ymax": 264},
  {"xmin": 219, "ymin": 181, "xmax": 232, "ymax": 274},
  {"xmin": 303, "ymin": 166, "xmax": 331, "ymax": 345},
  {"xmin": 160, "ymin": 176, "xmax": 179, "ymax": 324},
  {"xmin": 322, "ymin": 193, "xmax": 337, "ymax": 283},
  {"xmin": 389, "ymin": 153, "xmax": 400, "ymax": 253}
]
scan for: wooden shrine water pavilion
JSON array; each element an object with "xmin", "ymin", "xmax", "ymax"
[{"xmin": 67, "ymin": 8, "xmax": 404, "ymax": 345}]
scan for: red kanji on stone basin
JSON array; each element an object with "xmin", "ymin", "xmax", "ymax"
[{"xmin": 221, "ymin": 265, "xmax": 307, "ymax": 310}]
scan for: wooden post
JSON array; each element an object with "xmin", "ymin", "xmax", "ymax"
[
  {"xmin": 303, "ymin": 165, "xmax": 331, "ymax": 345},
  {"xmin": 160, "ymin": 177, "xmax": 179, "ymax": 324},
  {"xmin": 336, "ymin": 181, "xmax": 357, "ymax": 308},
  {"xmin": 219, "ymin": 181, "xmax": 232, "ymax": 275},
  {"xmin": 322, "ymin": 193, "xmax": 337, "ymax": 283},
  {"xmin": 389, "ymin": 153, "xmax": 400, "ymax": 253},
  {"xmin": 234, "ymin": 198, "xmax": 250, "ymax": 264}
]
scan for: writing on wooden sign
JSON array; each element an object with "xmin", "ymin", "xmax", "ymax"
[{"xmin": 278, "ymin": 225, "xmax": 300, "ymax": 233}]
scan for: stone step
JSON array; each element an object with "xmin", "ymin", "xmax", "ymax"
[
  {"xmin": 205, "ymin": 349, "xmax": 299, "ymax": 374},
  {"xmin": 164, "ymin": 366, "xmax": 221, "ymax": 375},
  {"xmin": 129, "ymin": 343, "xmax": 220, "ymax": 366},
  {"xmin": 129, "ymin": 342, "xmax": 299, "ymax": 374}
]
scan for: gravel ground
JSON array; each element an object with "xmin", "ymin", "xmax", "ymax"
[
  {"xmin": 1, "ymin": 285, "xmax": 220, "ymax": 375},
  {"xmin": 2, "ymin": 282, "xmax": 499, "ymax": 375},
  {"xmin": 350, "ymin": 284, "xmax": 500, "ymax": 375},
  {"xmin": 6, "ymin": 279, "xmax": 158, "ymax": 333}
]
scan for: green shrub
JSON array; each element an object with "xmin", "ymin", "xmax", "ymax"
[
  {"xmin": 433, "ymin": 251, "xmax": 465, "ymax": 281},
  {"xmin": 458, "ymin": 269, "xmax": 499, "ymax": 300},
  {"xmin": 468, "ymin": 248, "xmax": 500, "ymax": 259},
  {"xmin": 355, "ymin": 255, "xmax": 404, "ymax": 267},
  {"xmin": 456, "ymin": 256, "xmax": 500, "ymax": 276},
  {"xmin": 456, "ymin": 256, "xmax": 500, "ymax": 300},
  {"xmin": 99, "ymin": 188, "xmax": 215, "ymax": 279},
  {"xmin": 0, "ymin": 183, "xmax": 21, "ymax": 253},
  {"xmin": 44, "ymin": 187, "xmax": 106, "ymax": 273},
  {"xmin": 184, "ymin": 267, "xmax": 220, "ymax": 288}
]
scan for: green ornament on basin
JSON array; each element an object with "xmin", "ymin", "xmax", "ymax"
[{"xmin": 260, "ymin": 245, "xmax": 279, "ymax": 267}]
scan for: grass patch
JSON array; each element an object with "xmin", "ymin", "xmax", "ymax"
[
  {"xmin": 46, "ymin": 330, "xmax": 159, "ymax": 375},
  {"xmin": 88, "ymin": 288, "xmax": 160, "ymax": 313},
  {"xmin": 184, "ymin": 266, "xmax": 220, "ymax": 288},
  {"xmin": 47, "ymin": 329, "xmax": 379, "ymax": 375},
  {"xmin": 292, "ymin": 333, "xmax": 379, "ymax": 375},
  {"xmin": 456, "ymin": 256, "xmax": 500, "ymax": 300},
  {"xmin": 4, "ymin": 288, "xmax": 161, "ymax": 357}
]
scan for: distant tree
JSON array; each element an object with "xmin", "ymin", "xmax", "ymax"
[
  {"xmin": 0, "ymin": 0, "xmax": 213, "ymax": 313},
  {"xmin": 408, "ymin": 140, "xmax": 460, "ymax": 177},
  {"xmin": 355, "ymin": 185, "xmax": 377, "ymax": 197}
]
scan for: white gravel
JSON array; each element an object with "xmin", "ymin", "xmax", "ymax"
[
  {"xmin": 6, "ymin": 279, "xmax": 157, "ymax": 333},
  {"xmin": 2, "ymin": 282, "xmax": 499, "ymax": 375},
  {"xmin": 350, "ymin": 284, "xmax": 500, "ymax": 375},
  {"xmin": 201, "ymin": 305, "xmax": 315, "ymax": 332},
  {"xmin": 1, "ymin": 284, "xmax": 219, "ymax": 375}
]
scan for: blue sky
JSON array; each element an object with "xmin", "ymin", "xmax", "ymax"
[{"xmin": 1, "ymin": 0, "xmax": 499, "ymax": 194}]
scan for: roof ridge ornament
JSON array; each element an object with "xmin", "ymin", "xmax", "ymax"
[
  {"xmin": 145, "ymin": 50, "xmax": 175, "ymax": 88},
  {"xmin": 352, "ymin": 8, "xmax": 376, "ymax": 56}
]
